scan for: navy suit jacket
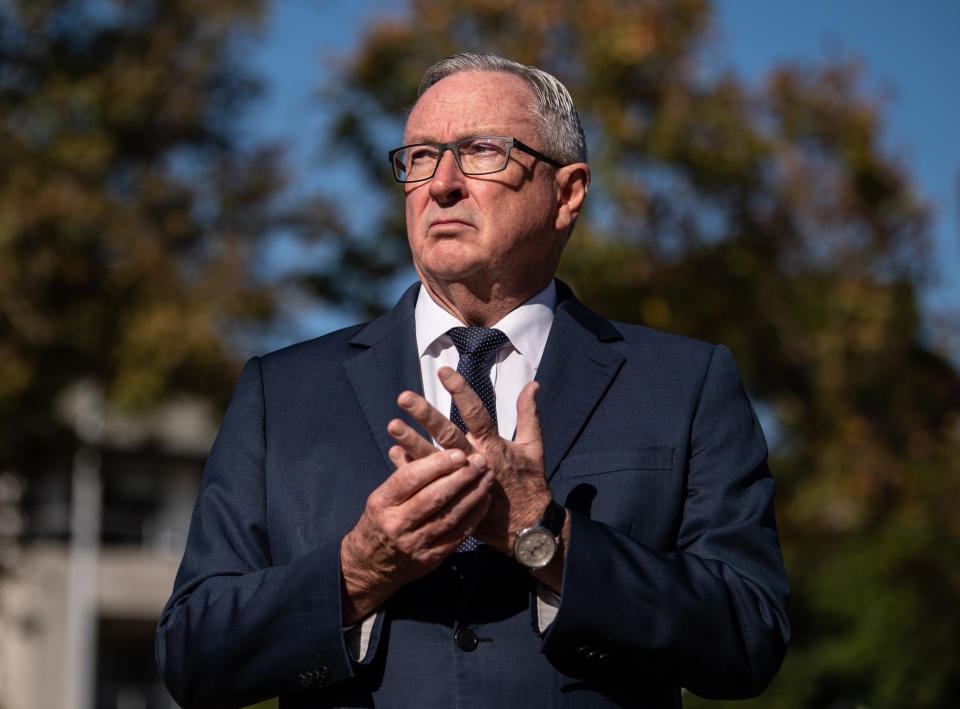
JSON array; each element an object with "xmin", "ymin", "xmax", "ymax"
[{"xmin": 156, "ymin": 281, "xmax": 789, "ymax": 708}]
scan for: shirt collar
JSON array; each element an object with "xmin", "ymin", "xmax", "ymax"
[{"xmin": 414, "ymin": 281, "xmax": 557, "ymax": 368}]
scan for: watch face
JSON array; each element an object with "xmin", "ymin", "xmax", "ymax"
[{"xmin": 515, "ymin": 528, "xmax": 557, "ymax": 568}]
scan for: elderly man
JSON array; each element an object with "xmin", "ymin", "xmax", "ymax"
[{"xmin": 157, "ymin": 52, "xmax": 789, "ymax": 708}]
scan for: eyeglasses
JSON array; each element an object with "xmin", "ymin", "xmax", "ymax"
[{"xmin": 388, "ymin": 136, "xmax": 565, "ymax": 183}]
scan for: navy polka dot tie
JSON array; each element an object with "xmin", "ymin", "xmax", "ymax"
[
  {"xmin": 447, "ymin": 327, "xmax": 509, "ymax": 434},
  {"xmin": 447, "ymin": 326, "xmax": 509, "ymax": 553}
]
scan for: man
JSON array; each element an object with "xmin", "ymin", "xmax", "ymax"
[{"xmin": 157, "ymin": 52, "xmax": 789, "ymax": 708}]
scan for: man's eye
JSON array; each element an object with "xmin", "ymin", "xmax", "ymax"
[
  {"xmin": 463, "ymin": 140, "xmax": 505, "ymax": 156},
  {"xmin": 409, "ymin": 147, "xmax": 438, "ymax": 163}
]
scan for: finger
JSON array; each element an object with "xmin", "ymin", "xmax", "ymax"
[
  {"xmin": 397, "ymin": 389, "xmax": 470, "ymax": 452},
  {"xmin": 378, "ymin": 448, "xmax": 469, "ymax": 505},
  {"xmin": 459, "ymin": 491, "xmax": 493, "ymax": 537},
  {"xmin": 403, "ymin": 456, "xmax": 490, "ymax": 529},
  {"xmin": 514, "ymin": 381, "xmax": 544, "ymax": 451},
  {"xmin": 388, "ymin": 444, "xmax": 414, "ymax": 469},
  {"xmin": 423, "ymin": 470, "xmax": 494, "ymax": 548},
  {"xmin": 387, "ymin": 417, "xmax": 437, "ymax": 460},
  {"xmin": 455, "ymin": 493, "xmax": 494, "ymax": 546},
  {"xmin": 438, "ymin": 367, "xmax": 499, "ymax": 442}
]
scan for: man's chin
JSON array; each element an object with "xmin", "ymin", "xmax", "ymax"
[{"xmin": 416, "ymin": 251, "xmax": 485, "ymax": 284}]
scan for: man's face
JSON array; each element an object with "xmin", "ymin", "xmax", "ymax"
[{"xmin": 403, "ymin": 71, "xmax": 566, "ymax": 298}]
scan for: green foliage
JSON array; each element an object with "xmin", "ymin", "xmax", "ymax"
[
  {"xmin": 0, "ymin": 0, "xmax": 283, "ymax": 473},
  {"xmin": 320, "ymin": 1, "xmax": 960, "ymax": 706}
]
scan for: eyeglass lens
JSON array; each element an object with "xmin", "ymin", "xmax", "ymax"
[{"xmin": 395, "ymin": 137, "xmax": 511, "ymax": 181}]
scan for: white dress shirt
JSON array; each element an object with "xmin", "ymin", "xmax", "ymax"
[
  {"xmin": 415, "ymin": 280, "xmax": 557, "ymax": 440},
  {"xmin": 347, "ymin": 281, "xmax": 561, "ymax": 659}
]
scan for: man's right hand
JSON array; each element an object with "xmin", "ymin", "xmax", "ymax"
[{"xmin": 339, "ymin": 446, "xmax": 493, "ymax": 625}]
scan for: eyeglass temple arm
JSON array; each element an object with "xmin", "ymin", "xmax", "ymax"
[{"xmin": 510, "ymin": 139, "xmax": 565, "ymax": 168}]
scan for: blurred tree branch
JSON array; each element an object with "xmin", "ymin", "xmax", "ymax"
[{"xmin": 0, "ymin": 0, "xmax": 344, "ymax": 513}]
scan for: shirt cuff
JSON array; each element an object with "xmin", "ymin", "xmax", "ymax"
[
  {"xmin": 535, "ymin": 582, "xmax": 561, "ymax": 632},
  {"xmin": 344, "ymin": 611, "xmax": 378, "ymax": 661}
]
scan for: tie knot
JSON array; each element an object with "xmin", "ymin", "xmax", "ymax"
[{"xmin": 447, "ymin": 327, "xmax": 509, "ymax": 358}]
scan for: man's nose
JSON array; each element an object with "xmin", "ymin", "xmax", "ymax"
[{"xmin": 428, "ymin": 148, "xmax": 465, "ymax": 201}]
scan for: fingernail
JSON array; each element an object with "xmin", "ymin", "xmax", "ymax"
[
  {"xmin": 472, "ymin": 454, "xmax": 487, "ymax": 471},
  {"xmin": 449, "ymin": 450, "xmax": 466, "ymax": 464}
]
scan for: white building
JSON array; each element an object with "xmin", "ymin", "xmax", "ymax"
[{"xmin": 0, "ymin": 388, "xmax": 216, "ymax": 709}]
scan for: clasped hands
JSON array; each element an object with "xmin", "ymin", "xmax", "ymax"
[{"xmin": 340, "ymin": 366, "xmax": 557, "ymax": 624}]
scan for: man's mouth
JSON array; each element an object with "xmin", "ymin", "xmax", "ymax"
[{"xmin": 428, "ymin": 218, "xmax": 473, "ymax": 234}]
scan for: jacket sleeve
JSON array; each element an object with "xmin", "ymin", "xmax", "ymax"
[
  {"xmin": 542, "ymin": 345, "xmax": 790, "ymax": 699},
  {"xmin": 155, "ymin": 357, "xmax": 373, "ymax": 709}
]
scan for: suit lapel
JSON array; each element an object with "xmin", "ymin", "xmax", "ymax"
[
  {"xmin": 536, "ymin": 284, "xmax": 626, "ymax": 481},
  {"xmin": 340, "ymin": 280, "xmax": 625, "ymax": 485},
  {"xmin": 343, "ymin": 284, "xmax": 427, "ymax": 473}
]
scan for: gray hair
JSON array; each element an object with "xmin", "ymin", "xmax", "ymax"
[{"xmin": 418, "ymin": 52, "xmax": 587, "ymax": 165}]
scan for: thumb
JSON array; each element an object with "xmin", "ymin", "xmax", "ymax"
[{"xmin": 514, "ymin": 381, "xmax": 543, "ymax": 449}]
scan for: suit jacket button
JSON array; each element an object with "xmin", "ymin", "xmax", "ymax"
[
  {"xmin": 577, "ymin": 645, "xmax": 610, "ymax": 665},
  {"xmin": 454, "ymin": 627, "xmax": 479, "ymax": 652},
  {"xmin": 298, "ymin": 666, "xmax": 330, "ymax": 689}
]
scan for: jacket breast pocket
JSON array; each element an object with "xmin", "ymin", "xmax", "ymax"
[
  {"xmin": 555, "ymin": 447, "xmax": 674, "ymax": 479},
  {"xmin": 552, "ymin": 446, "xmax": 681, "ymax": 549}
]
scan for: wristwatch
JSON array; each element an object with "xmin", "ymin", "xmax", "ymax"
[{"xmin": 513, "ymin": 500, "xmax": 566, "ymax": 569}]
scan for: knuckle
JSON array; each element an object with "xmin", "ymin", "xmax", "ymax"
[
  {"xmin": 434, "ymin": 426, "xmax": 462, "ymax": 448},
  {"xmin": 381, "ymin": 517, "xmax": 404, "ymax": 540},
  {"xmin": 412, "ymin": 548, "xmax": 442, "ymax": 567},
  {"xmin": 365, "ymin": 493, "xmax": 385, "ymax": 516},
  {"xmin": 426, "ymin": 487, "xmax": 452, "ymax": 511},
  {"xmin": 460, "ymin": 399, "xmax": 487, "ymax": 419}
]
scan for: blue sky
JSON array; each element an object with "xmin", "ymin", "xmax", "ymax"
[
  {"xmin": 712, "ymin": 0, "xmax": 959, "ymax": 319},
  {"xmin": 245, "ymin": 0, "xmax": 959, "ymax": 345}
]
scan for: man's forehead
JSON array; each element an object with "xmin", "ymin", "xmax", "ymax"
[
  {"xmin": 403, "ymin": 118, "xmax": 534, "ymax": 144},
  {"xmin": 404, "ymin": 70, "xmax": 537, "ymax": 143}
]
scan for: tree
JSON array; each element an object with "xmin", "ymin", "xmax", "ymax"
[
  {"xmin": 319, "ymin": 1, "xmax": 960, "ymax": 707},
  {"xmin": 0, "ymin": 0, "xmax": 300, "ymax": 552}
]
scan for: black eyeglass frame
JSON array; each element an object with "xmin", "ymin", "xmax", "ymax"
[{"xmin": 387, "ymin": 136, "xmax": 566, "ymax": 183}]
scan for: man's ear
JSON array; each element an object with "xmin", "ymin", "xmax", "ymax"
[{"xmin": 554, "ymin": 163, "xmax": 590, "ymax": 235}]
